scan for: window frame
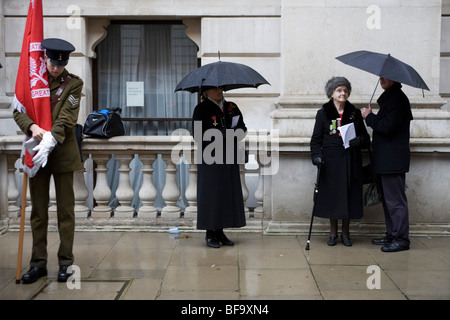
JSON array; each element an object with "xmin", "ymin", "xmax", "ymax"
[{"xmin": 92, "ymin": 19, "xmax": 200, "ymax": 132}]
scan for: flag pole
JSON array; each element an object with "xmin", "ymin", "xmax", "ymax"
[{"xmin": 15, "ymin": 172, "xmax": 28, "ymax": 284}]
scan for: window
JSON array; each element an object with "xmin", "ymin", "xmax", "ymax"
[{"xmin": 96, "ymin": 22, "xmax": 199, "ymax": 136}]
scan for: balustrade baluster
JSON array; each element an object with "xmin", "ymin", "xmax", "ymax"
[
  {"xmin": 183, "ymin": 163, "xmax": 197, "ymax": 219},
  {"xmin": 48, "ymin": 176, "xmax": 57, "ymax": 218},
  {"xmin": 137, "ymin": 154, "xmax": 158, "ymax": 218},
  {"xmin": 253, "ymin": 166, "xmax": 264, "ymax": 219},
  {"xmin": 91, "ymin": 155, "xmax": 112, "ymax": 218},
  {"xmin": 160, "ymin": 153, "xmax": 181, "ymax": 218},
  {"xmin": 7, "ymin": 155, "xmax": 20, "ymax": 218},
  {"xmin": 113, "ymin": 154, "xmax": 135, "ymax": 218},
  {"xmin": 74, "ymin": 163, "xmax": 90, "ymax": 218},
  {"xmin": 240, "ymin": 164, "xmax": 250, "ymax": 218}
]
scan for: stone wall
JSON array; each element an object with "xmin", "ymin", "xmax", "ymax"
[{"xmin": 0, "ymin": 0, "xmax": 448, "ymax": 234}]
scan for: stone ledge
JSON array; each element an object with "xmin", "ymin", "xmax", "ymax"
[
  {"xmin": 5, "ymin": 216, "xmax": 268, "ymax": 233},
  {"xmin": 264, "ymin": 221, "xmax": 450, "ymax": 236}
]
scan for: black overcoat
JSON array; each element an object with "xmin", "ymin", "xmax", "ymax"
[
  {"xmin": 364, "ymin": 83, "xmax": 412, "ymax": 174},
  {"xmin": 310, "ymin": 100, "xmax": 370, "ymax": 219},
  {"xmin": 192, "ymin": 98, "xmax": 247, "ymax": 230}
]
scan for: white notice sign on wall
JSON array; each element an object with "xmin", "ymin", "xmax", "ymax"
[{"xmin": 126, "ymin": 81, "xmax": 144, "ymax": 107}]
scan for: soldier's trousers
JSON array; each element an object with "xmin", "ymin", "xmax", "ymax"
[{"xmin": 29, "ymin": 168, "xmax": 75, "ymax": 269}]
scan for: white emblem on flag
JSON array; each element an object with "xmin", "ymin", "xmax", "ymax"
[{"xmin": 29, "ymin": 56, "xmax": 48, "ymax": 87}]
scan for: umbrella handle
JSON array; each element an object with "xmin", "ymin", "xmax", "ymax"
[{"xmin": 369, "ymin": 78, "xmax": 380, "ymax": 105}]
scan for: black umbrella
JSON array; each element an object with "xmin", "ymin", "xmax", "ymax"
[
  {"xmin": 174, "ymin": 60, "xmax": 270, "ymax": 93},
  {"xmin": 336, "ymin": 50, "xmax": 429, "ymax": 102}
]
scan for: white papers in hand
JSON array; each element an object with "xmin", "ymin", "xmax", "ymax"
[
  {"xmin": 340, "ymin": 123, "xmax": 356, "ymax": 149},
  {"xmin": 25, "ymin": 137, "xmax": 40, "ymax": 156},
  {"xmin": 231, "ymin": 115, "xmax": 240, "ymax": 128}
]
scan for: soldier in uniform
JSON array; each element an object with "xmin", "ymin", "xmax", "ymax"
[{"xmin": 13, "ymin": 38, "xmax": 83, "ymax": 284}]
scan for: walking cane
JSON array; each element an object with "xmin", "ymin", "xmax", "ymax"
[
  {"xmin": 305, "ymin": 164, "xmax": 321, "ymax": 251},
  {"xmin": 15, "ymin": 172, "xmax": 28, "ymax": 284}
]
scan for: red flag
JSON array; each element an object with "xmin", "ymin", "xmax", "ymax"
[{"xmin": 12, "ymin": 0, "xmax": 52, "ymax": 177}]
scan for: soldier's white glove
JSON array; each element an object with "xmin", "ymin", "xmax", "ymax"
[{"xmin": 32, "ymin": 131, "xmax": 57, "ymax": 168}]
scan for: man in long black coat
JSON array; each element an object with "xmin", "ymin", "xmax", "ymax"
[
  {"xmin": 362, "ymin": 78, "xmax": 412, "ymax": 252},
  {"xmin": 192, "ymin": 87, "xmax": 247, "ymax": 248}
]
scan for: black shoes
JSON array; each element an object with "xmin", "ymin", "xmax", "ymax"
[
  {"xmin": 372, "ymin": 237, "xmax": 409, "ymax": 252},
  {"xmin": 57, "ymin": 265, "xmax": 73, "ymax": 282},
  {"xmin": 21, "ymin": 267, "xmax": 47, "ymax": 284},
  {"xmin": 381, "ymin": 241, "xmax": 409, "ymax": 252},
  {"xmin": 327, "ymin": 236, "xmax": 337, "ymax": 246},
  {"xmin": 216, "ymin": 231, "xmax": 235, "ymax": 246},
  {"xmin": 206, "ymin": 230, "xmax": 235, "ymax": 248},
  {"xmin": 21, "ymin": 265, "xmax": 73, "ymax": 284},
  {"xmin": 206, "ymin": 231, "xmax": 220, "ymax": 248},
  {"xmin": 372, "ymin": 237, "xmax": 391, "ymax": 245},
  {"xmin": 327, "ymin": 235, "xmax": 352, "ymax": 246},
  {"xmin": 341, "ymin": 236, "xmax": 352, "ymax": 247}
]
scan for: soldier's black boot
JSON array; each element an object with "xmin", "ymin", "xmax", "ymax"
[{"xmin": 21, "ymin": 267, "xmax": 47, "ymax": 284}]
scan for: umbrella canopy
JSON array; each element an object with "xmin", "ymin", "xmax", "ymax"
[
  {"xmin": 174, "ymin": 60, "xmax": 270, "ymax": 93},
  {"xmin": 336, "ymin": 50, "xmax": 429, "ymax": 91}
]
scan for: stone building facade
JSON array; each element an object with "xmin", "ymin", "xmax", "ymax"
[{"xmin": 0, "ymin": 0, "xmax": 449, "ymax": 234}]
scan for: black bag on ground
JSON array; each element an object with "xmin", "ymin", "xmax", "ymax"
[
  {"xmin": 83, "ymin": 110, "xmax": 125, "ymax": 138},
  {"xmin": 364, "ymin": 182, "xmax": 382, "ymax": 206},
  {"xmin": 362, "ymin": 145, "xmax": 382, "ymax": 206}
]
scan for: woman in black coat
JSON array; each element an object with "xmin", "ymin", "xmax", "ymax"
[
  {"xmin": 310, "ymin": 77, "xmax": 370, "ymax": 246},
  {"xmin": 192, "ymin": 87, "xmax": 247, "ymax": 248}
]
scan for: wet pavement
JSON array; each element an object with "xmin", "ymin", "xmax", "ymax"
[{"xmin": 0, "ymin": 230, "xmax": 448, "ymax": 303}]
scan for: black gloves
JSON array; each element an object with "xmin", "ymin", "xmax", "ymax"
[
  {"xmin": 312, "ymin": 156, "xmax": 324, "ymax": 167},
  {"xmin": 349, "ymin": 136, "xmax": 361, "ymax": 148}
]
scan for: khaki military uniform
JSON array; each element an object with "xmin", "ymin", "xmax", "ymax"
[{"xmin": 14, "ymin": 69, "xmax": 83, "ymax": 269}]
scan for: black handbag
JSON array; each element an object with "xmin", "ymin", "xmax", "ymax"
[
  {"xmin": 364, "ymin": 183, "xmax": 381, "ymax": 206},
  {"xmin": 363, "ymin": 145, "xmax": 382, "ymax": 206},
  {"xmin": 83, "ymin": 109, "xmax": 125, "ymax": 138}
]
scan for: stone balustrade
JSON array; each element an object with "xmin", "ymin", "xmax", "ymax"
[
  {"xmin": 2, "ymin": 133, "xmax": 449, "ymax": 235},
  {"xmin": 0, "ymin": 134, "xmax": 269, "ymax": 232}
]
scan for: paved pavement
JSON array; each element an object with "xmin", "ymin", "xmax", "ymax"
[{"xmin": 0, "ymin": 230, "xmax": 448, "ymax": 314}]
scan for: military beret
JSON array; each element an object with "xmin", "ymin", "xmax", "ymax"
[{"xmin": 41, "ymin": 38, "xmax": 75, "ymax": 67}]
